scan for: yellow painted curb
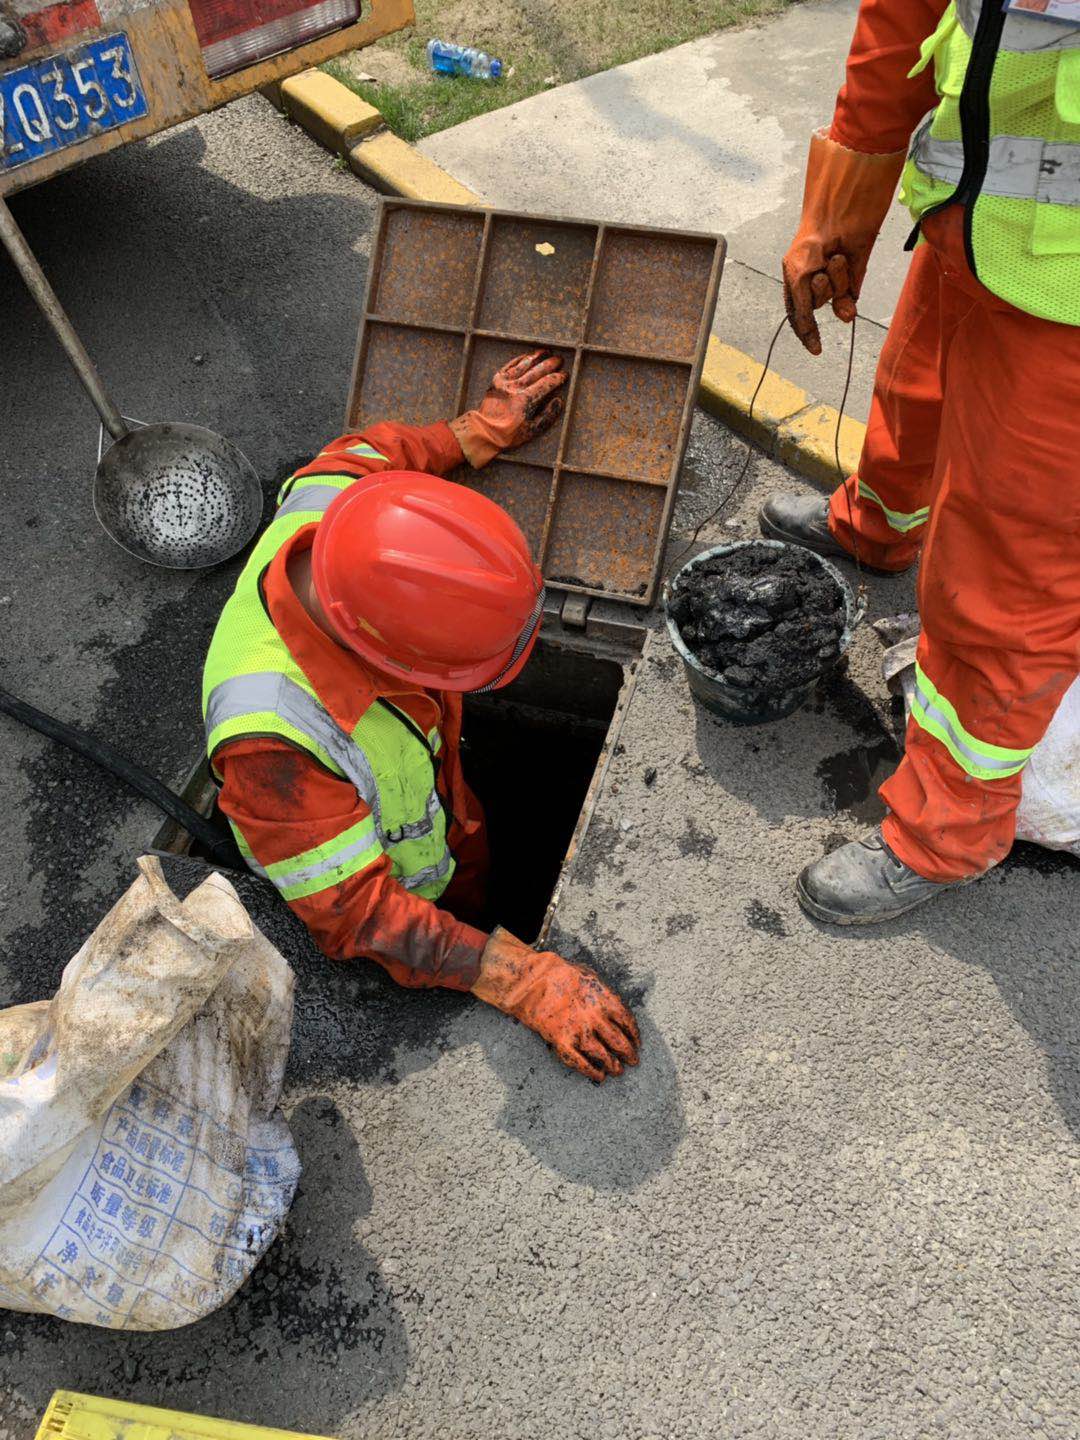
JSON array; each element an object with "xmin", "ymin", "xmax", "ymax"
[
  {"xmin": 699, "ymin": 337, "xmax": 810, "ymax": 449},
  {"xmin": 280, "ymin": 69, "xmax": 382, "ymax": 151},
  {"xmin": 272, "ymin": 67, "xmax": 866, "ymax": 488},
  {"xmin": 776, "ymin": 404, "xmax": 865, "ymax": 488},
  {"xmin": 700, "ymin": 337, "xmax": 866, "ymax": 487},
  {"xmin": 347, "ymin": 131, "xmax": 481, "ymax": 203}
]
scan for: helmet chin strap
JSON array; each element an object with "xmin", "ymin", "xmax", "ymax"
[{"xmin": 470, "ymin": 587, "xmax": 547, "ymax": 695}]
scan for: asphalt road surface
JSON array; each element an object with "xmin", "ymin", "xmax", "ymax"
[{"xmin": 1, "ymin": 93, "xmax": 1078, "ymax": 1440}]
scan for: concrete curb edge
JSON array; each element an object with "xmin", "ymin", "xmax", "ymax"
[{"xmin": 268, "ymin": 68, "xmax": 865, "ymax": 488}]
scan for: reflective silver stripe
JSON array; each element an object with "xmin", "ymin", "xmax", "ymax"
[
  {"xmin": 911, "ymin": 120, "xmax": 1080, "ymax": 205},
  {"xmin": 266, "ymin": 826, "xmax": 381, "ymax": 895},
  {"xmin": 386, "ymin": 789, "xmax": 443, "ymax": 843},
  {"xmin": 398, "ymin": 848, "xmax": 454, "ymax": 892},
  {"xmin": 228, "ymin": 821, "xmax": 270, "ymax": 879},
  {"xmin": 909, "ymin": 116, "xmax": 963, "ymax": 184},
  {"xmin": 911, "ymin": 678, "xmax": 1025, "ymax": 776},
  {"xmin": 207, "ymin": 672, "xmax": 453, "ymax": 878},
  {"xmin": 240, "ymin": 852, "xmax": 269, "ymax": 880},
  {"xmin": 206, "ymin": 672, "xmax": 383, "ymax": 828},
  {"xmin": 956, "ymin": 0, "xmax": 1080, "ymax": 52},
  {"xmin": 206, "ymin": 671, "xmax": 285, "ymax": 735},
  {"xmin": 276, "ymin": 484, "xmax": 348, "ymax": 519}
]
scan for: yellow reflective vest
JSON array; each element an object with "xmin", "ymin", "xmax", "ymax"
[{"xmin": 901, "ymin": 0, "xmax": 1080, "ymax": 324}]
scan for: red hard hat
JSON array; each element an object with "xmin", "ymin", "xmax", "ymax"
[{"xmin": 311, "ymin": 471, "xmax": 544, "ymax": 692}]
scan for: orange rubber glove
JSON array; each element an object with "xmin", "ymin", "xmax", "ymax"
[
  {"xmin": 783, "ymin": 127, "xmax": 906, "ymax": 355},
  {"xmin": 472, "ymin": 927, "xmax": 640, "ymax": 1081},
  {"xmin": 450, "ymin": 350, "xmax": 567, "ymax": 468}
]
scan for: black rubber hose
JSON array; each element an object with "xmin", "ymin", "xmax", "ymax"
[{"xmin": 0, "ymin": 684, "xmax": 239, "ymax": 869}]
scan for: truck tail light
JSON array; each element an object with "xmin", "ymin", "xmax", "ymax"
[{"xmin": 188, "ymin": 0, "xmax": 361, "ymax": 79}]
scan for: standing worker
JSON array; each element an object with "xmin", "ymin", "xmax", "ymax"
[
  {"xmin": 760, "ymin": 0, "xmax": 1080, "ymax": 924},
  {"xmin": 202, "ymin": 351, "xmax": 639, "ymax": 1082}
]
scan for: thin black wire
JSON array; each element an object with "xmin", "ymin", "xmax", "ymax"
[
  {"xmin": 670, "ymin": 315, "xmax": 788, "ymax": 570},
  {"xmin": 670, "ymin": 311, "xmax": 864, "ymax": 601},
  {"xmin": 834, "ymin": 314, "xmax": 866, "ymax": 601}
]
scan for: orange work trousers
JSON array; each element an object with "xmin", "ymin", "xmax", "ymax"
[{"xmin": 827, "ymin": 208, "xmax": 1080, "ymax": 881}]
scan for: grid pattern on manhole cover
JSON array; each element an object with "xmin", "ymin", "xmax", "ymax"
[{"xmin": 346, "ymin": 201, "xmax": 726, "ymax": 606}]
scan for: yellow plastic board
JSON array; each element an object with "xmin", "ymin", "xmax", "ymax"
[{"xmin": 36, "ymin": 1393, "xmax": 334, "ymax": 1440}]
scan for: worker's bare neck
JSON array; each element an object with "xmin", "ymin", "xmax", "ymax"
[{"xmin": 285, "ymin": 546, "xmax": 347, "ymax": 649}]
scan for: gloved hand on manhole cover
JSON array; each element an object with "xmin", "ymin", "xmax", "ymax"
[{"xmin": 451, "ymin": 350, "xmax": 567, "ymax": 468}]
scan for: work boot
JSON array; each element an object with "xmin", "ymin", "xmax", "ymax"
[
  {"xmin": 796, "ymin": 828, "xmax": 975, "ymax": 926},
  {"xmin": 759, "ymin": 493, "xmax": 850, "ymax": 561},
  {"xmin": 760, "ymin": 492, "xmax": 916, "ymax": 575}
]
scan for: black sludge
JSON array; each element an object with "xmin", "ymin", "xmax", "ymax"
[{"xmin": 668, "ymin": 543, "xmax": 846, "ymax": 700}]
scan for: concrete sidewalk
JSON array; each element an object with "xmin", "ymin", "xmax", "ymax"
[{"xmin": 421, "ymin": 0, "xmax": 906, "ymax": 426}]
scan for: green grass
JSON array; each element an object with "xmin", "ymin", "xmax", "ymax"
[{"xmin": 326, "ymin": 0, "xmax": 799, "ymax": 142}]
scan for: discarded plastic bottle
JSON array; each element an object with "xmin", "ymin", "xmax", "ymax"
[{"xmin": 426, "ymin": 39, "xmax": 504, "ymax": 80}]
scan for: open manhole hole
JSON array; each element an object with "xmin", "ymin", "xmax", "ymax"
[
  {"xmin": 153, "ymin": 631, "xmax": 641, "ymax": 944},
  {"xmin": 463, "ymin": 637, "xmax": 627, "ymax": 939}
]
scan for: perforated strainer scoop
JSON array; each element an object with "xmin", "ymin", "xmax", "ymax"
[
  {"xmin": 93, "ymin": 418, "xmax": 262, "ymax": 568},
  {"xmin": 1, "ymin": 197, "xmax": 262, "ymax": 569}
]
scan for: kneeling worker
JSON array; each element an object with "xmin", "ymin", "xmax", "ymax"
[{"xmin": 202, "ymin": 351, "xmax": 639, "ymax": 1082}]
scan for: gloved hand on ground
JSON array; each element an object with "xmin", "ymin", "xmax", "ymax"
[
  {"xmin": 783, "ymin": 127, "xmax": 906, "ymax": 355},
  {"xmin": 472, "ymin": 926, "xmax": 640, "ymax": 1081},
  {"xmin": 451, "ymin": 350, "xmax": 567, "ymax": 467}
]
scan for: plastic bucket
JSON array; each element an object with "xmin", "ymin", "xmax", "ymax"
[{"xmin": 664, "ymin": 539, "xmax": 860, "ymax": 725}]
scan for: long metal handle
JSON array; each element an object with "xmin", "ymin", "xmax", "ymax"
[{"xmin": 0, "ymin": 196, "xmax": 128, "ymax": 440}]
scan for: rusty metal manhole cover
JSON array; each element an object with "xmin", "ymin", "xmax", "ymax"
[{"xmin": 346, "ymin": 200, "xmax": 725, "ymax": 606}]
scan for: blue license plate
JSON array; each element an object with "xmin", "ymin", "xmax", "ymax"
[{"xmin": 1, "ymin": 32, "xmax": 149, "ymax": 173}]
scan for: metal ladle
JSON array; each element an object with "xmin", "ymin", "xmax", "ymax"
[{"xmin": 0, "ymin": 196, "xmax": 263, "ymax": 569}]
